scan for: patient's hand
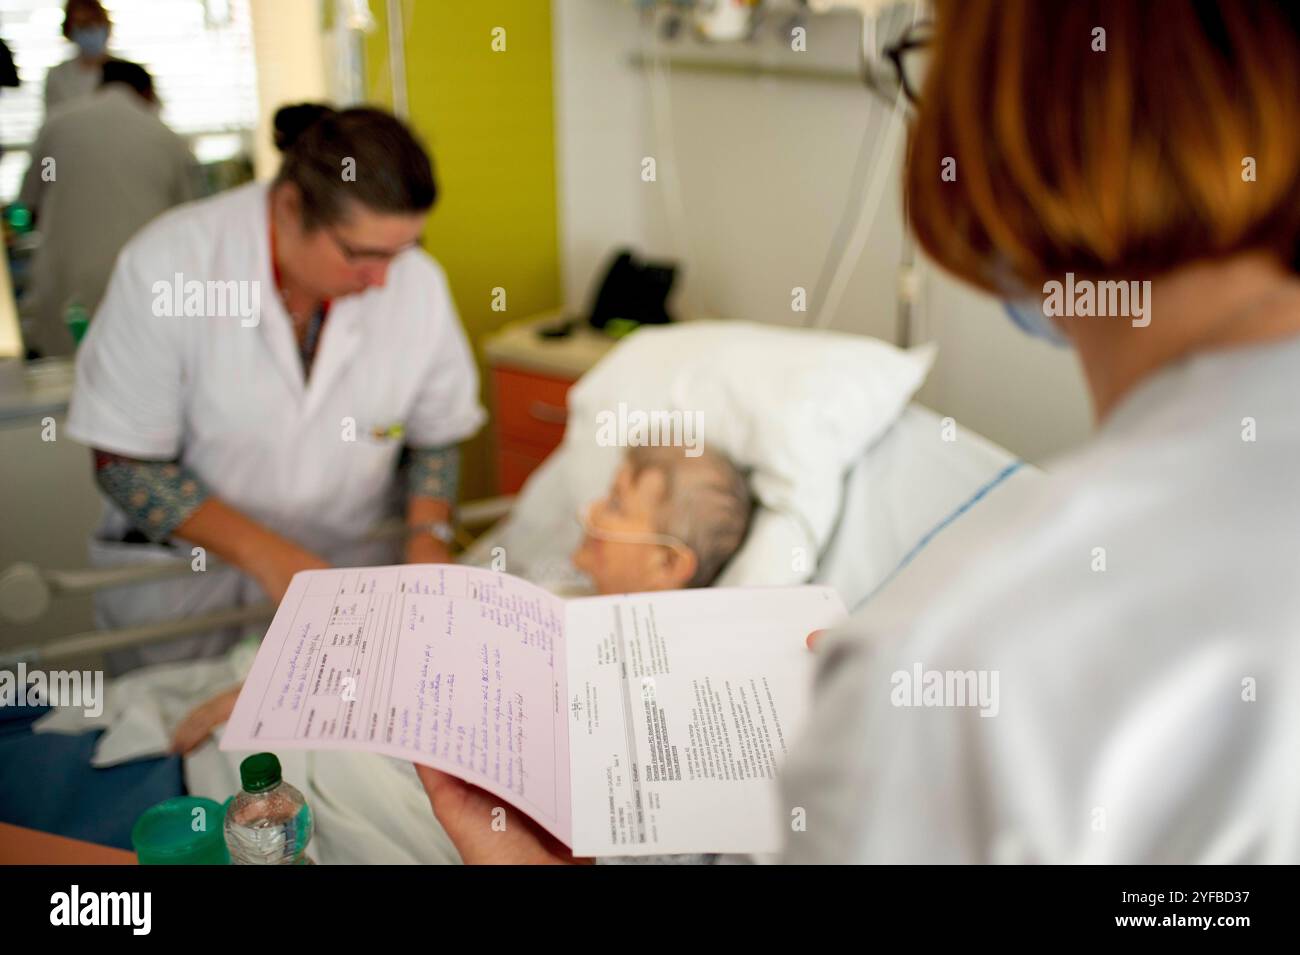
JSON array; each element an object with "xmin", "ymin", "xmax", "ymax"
[
  {"xmin": 414, "ymin": 764, "xmax": 591, "ymax": 865},
  {"xmin": 171, "ymin": 685, "xmax": 242, "ymax": 755}
]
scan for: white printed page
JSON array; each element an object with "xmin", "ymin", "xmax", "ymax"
[
  {"xmin": 221, "ymin": 565, "xmax": 573, "ymax": 847},
  {"xmin": 564, "ymin": 586, "xmax": 847, "ymax": 857}
]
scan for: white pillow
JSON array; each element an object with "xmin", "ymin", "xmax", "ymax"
[{"xmin": 559, "ymin": 321, "xmax": 935, "ymax": 585}]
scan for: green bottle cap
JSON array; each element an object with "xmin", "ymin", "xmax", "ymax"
[
  {"xmin": 239, "ymin": 752, "xmax": 282, "ymax": 793},
  {"xmin": 8, "ymin": 203, "xmax": 31, "ymax": 232}
]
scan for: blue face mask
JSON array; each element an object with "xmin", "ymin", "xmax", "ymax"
[
  {"xmin": 71, "ymin": 26, "xmax": 108, "ymax": 57},
  {"xmin": 1002, "ymin": 297, "xmax": 1071, "ymax": 347},
  {"xmin": 988, "ymin": 256, "xmax": 1072, "ymax": 348}
]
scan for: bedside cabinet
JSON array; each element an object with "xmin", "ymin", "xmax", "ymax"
[{"xmin": 484, "ymin": 310, "xmax": 619, "ymax": 494}]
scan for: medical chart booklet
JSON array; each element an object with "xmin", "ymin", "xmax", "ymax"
[{"xmin": 220, "ymin": 564, "xmax": 846, "ymax": 856}]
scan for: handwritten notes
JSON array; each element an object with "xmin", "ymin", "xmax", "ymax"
[
  {"xmin": 223, "ymin": 565, "xmax": 845, "ymax": 856},
  {"xmin": 223, "ymin": 565, "xmax": 572, "ymax": 845}
]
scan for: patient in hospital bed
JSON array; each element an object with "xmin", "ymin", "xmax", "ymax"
[
  {"xmin": 569, "ymin": 444, "xmax": 753, "ymax": 594},
  {"xmin": 170, "ymin": 444, "xmax": 754, "ymax": 754}
]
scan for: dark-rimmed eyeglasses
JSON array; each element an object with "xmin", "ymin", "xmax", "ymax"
[
  {"xmin": 883, "ymin": 20, "xmax": 933, "ymax": 106},
  {"xmin": 323, "ymin": 224, "xmax": 420, "ymax": 265}
]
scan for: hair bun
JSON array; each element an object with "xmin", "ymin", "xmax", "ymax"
[{"xmin": 272, "ymin": 103, "xmax": 336, "ymax": 153}]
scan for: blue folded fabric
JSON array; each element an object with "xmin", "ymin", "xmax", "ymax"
[{"xmin": 0, "ymin": 704, "xmax": 185, "ymax": 851}]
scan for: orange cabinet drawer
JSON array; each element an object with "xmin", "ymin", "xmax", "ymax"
[
  {"xmin": 492, "ymin": 366, "xmax": 573, "ymax": 449},
  {"xmin": 497, "ymin": 439, "xmax": 555, "ymax": 495}
]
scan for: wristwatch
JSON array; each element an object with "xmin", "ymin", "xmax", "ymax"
[{"xmin": 411, "ymin": 520, "xmax": 455, "ymax": 545}]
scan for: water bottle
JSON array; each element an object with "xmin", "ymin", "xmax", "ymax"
[{"xmin": 224, "ymin": 753, "xmax": 315, "ymax": 865}]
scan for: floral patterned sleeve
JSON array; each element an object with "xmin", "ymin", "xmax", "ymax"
[
  {"xmin": 92, "ymin": 450, "xmax": 211, "ymax": 543},
  {"xmin": 403, "ymin": 443, "xmax": 460, "ymax": 505}
]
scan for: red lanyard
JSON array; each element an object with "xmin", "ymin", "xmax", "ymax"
[
  {"xmin": 269, "ymin": 209, "xmax": 331, "ymax": 374},
  {"xmin": 268, "ymin": 210, "xmax": 332, "ymax": 321}
]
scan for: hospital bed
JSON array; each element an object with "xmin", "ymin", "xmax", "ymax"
[{"xmin": 1, "ymin": 322, "xmax": 1043, "ymax": 863}]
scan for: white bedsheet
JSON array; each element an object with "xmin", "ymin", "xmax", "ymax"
[{"xmin": 814, "ymin": 404, "xmax": 1039, "ymax": 611}]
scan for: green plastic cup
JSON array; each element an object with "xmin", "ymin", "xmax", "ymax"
[{"xmin": 131, "ymin": 796, "xmax": 230, "ymax": 865}]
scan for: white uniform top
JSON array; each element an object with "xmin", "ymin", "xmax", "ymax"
[
  {"xmin": 43, "ymin": 56, "xmax": 105, "ymax": 112},
  {"xmin": 66, "ymin": 180, "xmax": 487, "ymax": 562},
  {"xmin": 780, "ymin": 333, "xmax": 1300, "ymax": 864},
  {"xmin": 20, "ymin": 85, "xmax": 196, "ymax": 356}
]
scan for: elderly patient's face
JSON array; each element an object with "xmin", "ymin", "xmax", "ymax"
[{"xmin": 571, "ymin": 463, "xmax": 696, "ymax": 595}]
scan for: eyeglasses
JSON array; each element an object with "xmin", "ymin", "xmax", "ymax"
[
  {"xmin": 883, "ymin": 20, "xmax": 933, "ymax": 106},
  {"xmin": 575, "ymin": 501, "xmax": 690, "ymax": 554},
  {"xmin": 323, "ymin": 224, "xmax": 420, "ymax": 265}
]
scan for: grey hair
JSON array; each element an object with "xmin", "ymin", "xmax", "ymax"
[{"xmin": 626, "ymin": 445, "xmax": 754, "ymax": 588}]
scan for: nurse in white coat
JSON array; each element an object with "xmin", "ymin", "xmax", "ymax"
[
  {"xmin": 414, "ymin": 0, "xmax": 1300, "ymax": 864},
  {"xmin": 67, "ymin": 104, "xmax": 485, "ymax": 677}
]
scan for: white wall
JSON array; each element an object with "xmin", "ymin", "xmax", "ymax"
[
  {"xmin": 552, "ymin": 0, "xmax": 1093, "ymax": 464},
  {"xmin": 914, "ymin": 267, "xmax": 1094, "ymax": 463},
  {"xmin": 554, "ymin": 1, "xmax": 903, "ymax": 336},
  {"xmin": 248, "ymin": 0, "xmax": 330, "ymax": 180}
]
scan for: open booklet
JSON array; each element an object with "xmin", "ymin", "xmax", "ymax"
[{"xmin": 220, "ymin": 564, "xmax": 847, "ymax": 857}]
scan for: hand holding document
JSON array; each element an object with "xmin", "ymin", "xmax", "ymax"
[{"xmin": 220, "ymin": 565, "xmax": 846, "ymax": 856}]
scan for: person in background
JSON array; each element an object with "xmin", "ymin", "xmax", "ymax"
[
  {"xmin": 18, "ymin": 59, "xmax": 195, "ymax": 357},
  {"xmin": 66, "ymin": 103, "xmax": 485, "ymax": 678},
  {"xmin": 44, "ymin": 0, "xmax": 113, "ymax": 113},
  {"xmin": 0, "ymin": 33, "xmax": 20, "ymax": 166}
]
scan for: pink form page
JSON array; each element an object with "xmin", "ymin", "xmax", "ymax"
[{"xmin": 221, "ymin": 564, "xmax": 573, "ymax": 846}]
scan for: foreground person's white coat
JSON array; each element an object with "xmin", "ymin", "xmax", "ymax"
[
  {"xmin": 65, "ymin": 182, "xmax": 485, "ymax": 670},
  {"xmin": 780, "ymin": 335, "xmax": 1300, "ymax": 863}
]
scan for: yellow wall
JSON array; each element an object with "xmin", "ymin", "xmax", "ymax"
[{"xmin": 365, "ymin": 2, "xmax": 562, "ymax": 502}]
